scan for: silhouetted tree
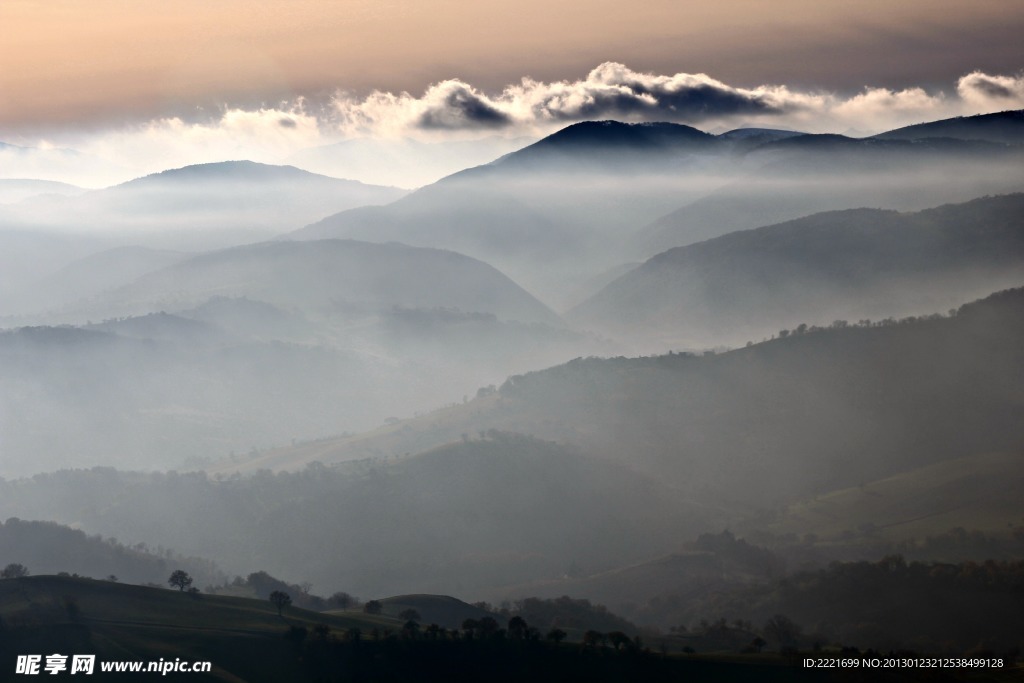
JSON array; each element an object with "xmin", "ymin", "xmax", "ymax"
[
  {"xmin": 328, "ymin": 591, "xmax": 357, "ymax": 609},
  {"xmin": 608, "ymin": 631, "xmax": 632, "ymax": 651},
  {"xmin": 401, "ymin": 620, "xmax": 420, "ymax": 639},
  {"xmin": 1, "ymin": 563, "xmax": 29, "ymax": 579},
  {"xmin": 461, "ymin": 618, "xmax": 480, "ymax": 639},
  {"xmin": 547, "ymin": 628, "xmax": 567, "ymax": 644},
  {"xmin": 763, "ymin": 614, "xmax": 801, "ymax": 649},
  {"xmin": 168, "ymin": 569, "xmax": 193, "ymax": 591},
  {"xmin": 398, "ymin": 608, "xmax": 421, "ymax": 622},
  {"xmin": 478, "ymin": 616, "xmax": 499, "ymax": 638},
  {"xmin": 508, "ymin": 616, "xmax": 528, "ymax": 640},
  {"xmin": 270, "ymin": 590, "xmax": 292, "ymax": 616},
  {"xmin": 363, "ymin": 600, "xmax": 383, "ymax": 615}
]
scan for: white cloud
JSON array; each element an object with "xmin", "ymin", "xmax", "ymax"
[
  {"xmin": 824, "ymin": 86, "xmax": 949, "ymax": 133},
  {"xmin": 957, "ymin": 71, "xmax": 1024, "ymax": 110},
  {"xmin": 62, "ymin": 103, "xmax": 324, "ymax": 184},
  {"xmin": 324, "ymin": 64, "xmax": 1022, "ymax": 138}
]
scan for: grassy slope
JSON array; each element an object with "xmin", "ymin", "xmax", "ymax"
[
  {"xmin": 0, "ymin": 575, "xmax": 395, "ymax": 681},
  {"xmin": 762, "ymin": 451, "xmax": 1024, "ymax": 542},
  {"xmin": 1, "ymin": 577, "xmax": 1014, "ymax": 683}
]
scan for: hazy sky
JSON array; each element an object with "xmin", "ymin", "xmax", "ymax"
[{"xmin": 1, "ymin": 0, "xmax": 1022, "ymax": 184}]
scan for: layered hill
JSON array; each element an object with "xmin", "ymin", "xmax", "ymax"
[
  {"xmin": 94, "ymin": 239, "xmax": 560, "ymax": 324},
  {"xmin": 287, "ymin": 135, "xmax": 533, "ymax": 188},
  {"xmin": 215, "ymin": 287, "xmax": 1024, "ymax": 514},
  {"xmin": 0, "ymin": 435, "xmax": 706, "ymax": 598},
  {"xmin": 759, "ymin": 451, "xmax": 1024, "ymax": 546},
  {"xmin": 27, "ymin": 246, "xmax": 192, "ymax": 313},
  {"xmin": 0, "ymin": 178, "xmax": 84, "ymax": 204},
  {"xmin": 0, "ymin": 239, "xmax": 617, "ymax": 476},
  {"xmin": 0, "ymin": 161, "xmax": 407, "ymax": 249},
  {"xmin": 0, "ymin": 518, "xmax": 223, "ymax": 588},
  {"xmin": 0, "ymin": 324, "xmax": 395, "ymax": 474},
  {"xmin": 873, "ymin": 109, "xmax": 1024, "ymax": 145},
  {"xmin": 634, "ymin": 111, "xmax": 1024, "ymax": 256},
  {"xmin": 294, "ymin": 116, "xmax": 1024, "ymax": 309},
  {"xmin": 288, "ymin": 122, "xmax": 741, "ymax": 307},
  {"xmin": 576, "ymin": 194, "xmax": 1024, "ymax": 347}
]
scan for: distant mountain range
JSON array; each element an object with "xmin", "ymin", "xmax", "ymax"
[
  {"xmin": 0, "ymin": 161, "xmax": 407, "ymax": 248},
  {"xmin": 290, "ymin": 112, "xmax": 1024, "ymax": 310},
  {"xmin": 0, "ymin": 178, "xmax": 85, "ymax": 204},
  {"xmin": 287, "ymin": 135, "xmax": 534, "ymax": 188}
]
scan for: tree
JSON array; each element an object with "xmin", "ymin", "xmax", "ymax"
[
  {"xmin": 583, "ymin": 630, "xmax": 604, "ymax": 648},
  {"xmin": 477, "ymin": 616, "xmax": 499, "ymax": 638},
  {"xmin": 363, "ymin": 599, "xmax": 383, "ymax": 615},
  {"xmin": 1, "ymin": 563, "xmax": 29, "ymax": 579},
  {"xmin": 461, "ymin": 618, "xmax": 480, "ymax": 639},
  {"xmin": 401, "ymin": 620, "xmax": 420, "ymax": 639},
  {"xmin": 270, "ymin": 590, "xmax": 292, "ymax": 616},
  {"xmin": 168, "ymin": 570, "xmax": 193, "ymax": 592},
  {"xmin": 328, "ymin": 591, "xmax": 357, "ymax": 609},
  {"xmin": 763, "ymin": 614, "xmax": 801, "ymax": 649},
  {"xmin": 546, "ymin": 628, "xmax": 567, "ymax": 644},
  {"xmin": 608, "ymin": 631, "xmax": 632, "ymax": 651},
  {"xmin": 507, "ymin": 616, "xmax": 528, "ymax": 640},
  {"xmin": 398, "ymin": 608, "xmax": 421, "ymax": 622}
]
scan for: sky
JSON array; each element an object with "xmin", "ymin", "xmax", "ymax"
[{"xmin": 1, "ymin": 0, "xmax": 1022, "ymax": 185}]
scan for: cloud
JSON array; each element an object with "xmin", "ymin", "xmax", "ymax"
[
  {"xmin": 328, "ymin": 63, "xmax": 820, "ymax": 137},
  {"xmin": 418, "ymin": 82, "xmax": 513, "ymax": 130},
  {"xmin": 10, "ymin": 64, "xmax": 1023, "ymax": 187},
  {"xmin": 957, "ymin": 71, "xmax": 1024, "ymax": 109},
  {"xmin": 825, "ymin": 86, "xmax": 948, "ymax": 132},
  {"xmin": 326, "ymin": 63, "xmax": 1024, "ymax": 138},
  {"xmin": 513, "ymin": 63, "xmax": 803, "ymax": 122},
  {"xmin": 64, "ymin": 103, "xmax": 324, "ymax": 183}
]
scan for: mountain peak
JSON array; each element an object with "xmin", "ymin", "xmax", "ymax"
[
  {"xmin": 525, "ymin": 120, "xmax": 715, "ymax": 150},
  {"xmin": 121, "ymin": 160, "xmax": 342, "ymax": 187}
]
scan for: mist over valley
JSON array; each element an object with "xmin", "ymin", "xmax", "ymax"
[{"xmin": 2, "ymin": 101, "xmax": 1023, "ymax": 672}]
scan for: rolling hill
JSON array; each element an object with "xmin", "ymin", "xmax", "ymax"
[
  {"xmin": 0, "ymin": 161, "xmax": 407, "ymax": 250},
  {"xmin": 873, "ymin": 109, "xmax": 1024, "ymax": 145},
  {"xmin": 287, "ymin": 122, "xmax": 742, "ymax": 308},
  {"xmin": 25, "ymin": 246, "xmax": 193, "ymax": 314},
  {"xmin": 293, "ymin": 115, "xmax": 1024, "ymax": 310},
  {"xmin": 95, "ymin": 239, "xmax": 560, "ymax": 325},
  {"xmin": 633, "ymin": 112, "xmax": 1024, "ymax": 257},
  {"xmin": 577, "ymin": 194, "xmax": 1024, "ymax": 348},
  {"xmin": 208, "ymin": 287, "xmax": 1024, "ymax": 516},
  {"xmin": 0, "ymin": 575, "xmax": 393, "ymax": 682},
  {"xmin": 0, "ymin": 435, "xmax": 707, "ymax": 599},
  {"xmin": 0, "ymin": 178, "xmax": 84, "ymax": 204},
  {"xmin": 0, "ymin": 518, "xmax": 223, "ymax": 588},
  {"xmin": 759, "ymin": 451, "xmax": 1024, "ymax": 545}
]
